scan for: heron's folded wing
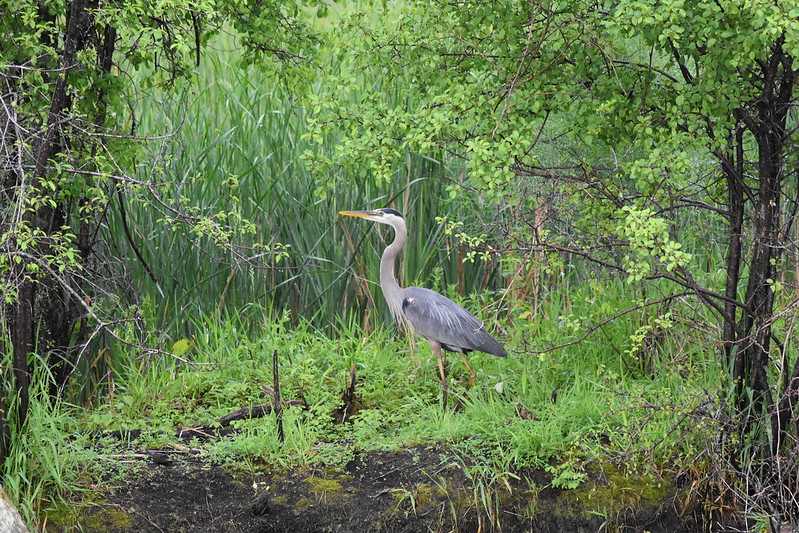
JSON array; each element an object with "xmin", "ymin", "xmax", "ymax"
[{"xmin": 401, "ymin": 287, "xmax": 506, "ymax": 357}]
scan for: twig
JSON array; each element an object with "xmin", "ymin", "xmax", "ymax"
[
  {"xmin": 273, "ymin": 349, "xmax": 284, "ymax": 443},
  {"xmin": 530, "ymin": 291, "xmax": 693, "ymax": 354}
]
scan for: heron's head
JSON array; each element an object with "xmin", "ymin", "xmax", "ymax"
[{"xmin": 339, "ymin": 208, "xmax": 405, "ymax": 228}]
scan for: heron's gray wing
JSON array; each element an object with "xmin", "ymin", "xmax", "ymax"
[{"xmin": 400, "ymin": 287, "xmax": 506, "ymax": 357}]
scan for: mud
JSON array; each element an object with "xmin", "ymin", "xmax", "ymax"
[{"xmin": 46, "ymin": 444, "xmax": 691, "ymax": 532}]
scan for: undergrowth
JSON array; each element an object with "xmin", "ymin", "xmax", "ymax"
[
  {"xmin": 2, "ymin": 277, "xmax": 728, "ymax": 531},
  {"xmin": 85, "ymin": 287, "xmax": 721, "ymax": 484},
  {"xmin": 1, "ymin": 256, "xmax": 728, "ymax": 533}
]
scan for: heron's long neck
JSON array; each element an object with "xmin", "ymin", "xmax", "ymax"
[{"xmin": 380, "ymin": 222, "xmax": 406, "ymax": 322}]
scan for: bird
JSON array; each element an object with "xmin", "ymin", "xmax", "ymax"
[{"xmin": 339, "ymin": 208, "xmax": 506, "ymax": 405}]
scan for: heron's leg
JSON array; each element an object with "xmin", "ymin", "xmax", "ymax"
[
  {"xmin": 430, "ymin": 341, "xmax": 448, "ymax": 408},
  {"xmin": 457, "ymin": 353, "xmax": 477, "ymax": 390}
]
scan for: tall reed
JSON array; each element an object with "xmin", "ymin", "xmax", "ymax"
[{"xmin": 108, "ymin": 37, "xmax": 503, "ymax": 340}]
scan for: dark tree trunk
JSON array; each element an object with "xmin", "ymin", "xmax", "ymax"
[
  {"xmin": 3, "ymin": 0, "xmax": 96, "ymax": 462},
  {"xmin": 720, "ymin": 124, "xmax": 745, "ymax": 367},
  {"xmin": 46, "ymin": 21, "xmax": 117, "ymax": 398},
  {"xmin": 735, "ymin": 136, "xmax": 780, "ymax": 411},
  {"xmin": 728, "ymin": 39, "xmax": 795, "ymax": 449}
]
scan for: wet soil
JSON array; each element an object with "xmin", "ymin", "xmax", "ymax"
[{"xmin": 48, "ymin": 444, "xmax": 691, "ymax": 532}]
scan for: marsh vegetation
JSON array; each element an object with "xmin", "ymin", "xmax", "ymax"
[{"xmin": 3, "ymin": 1, "xmax": 799, "ymax": 531}]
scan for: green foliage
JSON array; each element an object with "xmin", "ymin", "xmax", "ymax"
[
  {"xmin": 75, "ymin": 283, "xmax": 722, "ymax": 481},
  {"xmin": 302, "ymin": 15, "xmax": 799, "ymax": 524},
  {"xmin": 44, "ymin": 294, "xmax": 719, "ymax": 530},
  {"xmin": 6, "ymin": 0, "xmax": 799, "ymax": 527},
  {"xmin": 546, "ymin": 461, "xmax": 588, "ymax": 490},
  {"xmin": 619, "ymin": 206, "xmax": 692, "ymax": 282},
  {"xmin": 14, "ymin": 278, "xmax": 724, "ymax": 530},
  {"xmin": 0, "ymin": 349, "xmax": 91, "ymax": 526},
  {"xmin": 0, "ymin": 0, "xmax": 330, "ymax": 408},
  {"xmin": 1, "ymin": 2, "xmax": 327, "ymax": 525},
  {"xmin": 302, "ymin": 0, "xmax": 796, "ymax": 293},
  {"xmin": 303, "ymin": 1, "xmax": 544, "ymax": 194}
]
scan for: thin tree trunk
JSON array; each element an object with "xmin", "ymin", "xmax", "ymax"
[
  {"xmin": 736, "ymin": 154, "xmax": 779, "ymax": 412},
  {"xmin": 4, "ymin": 0, "xmax": 94, "ymax": 461},
  {"xmin": 49, "ymin": 22, "xmax": 116, "ymax": 396},
  {"xmin": 731, "ymin": 40, "xmax": 793, "ymax": 442},
  {"xmin": 720, "ymin": 125, "xmax": 745, "ymax": 370}
]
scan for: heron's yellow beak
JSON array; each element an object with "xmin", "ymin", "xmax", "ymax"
[{"xmin": 339, "ymin": 210, "xmax": 379, "ymax": 219}]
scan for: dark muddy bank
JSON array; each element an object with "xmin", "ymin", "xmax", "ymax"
[{"xmin": 46, "ymin": 444, "xmax": 692, "ymax": 532}]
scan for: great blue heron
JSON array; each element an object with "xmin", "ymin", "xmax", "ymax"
[{"xmin": 340, "ymin": 208, "xmax": 506, "ymax": 404}]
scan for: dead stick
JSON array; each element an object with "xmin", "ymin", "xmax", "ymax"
[
  {"xmin": 214, "ymin": 404, "xmax": 272, "ymax": 427},
  {"xmin": 273, "ymin": 349, "xmax": 284, "ymax": 442}
]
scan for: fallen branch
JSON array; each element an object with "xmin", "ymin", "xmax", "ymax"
[{"xmin": 214, "ymin": 404, "xmax": 274, "ymax": 428}]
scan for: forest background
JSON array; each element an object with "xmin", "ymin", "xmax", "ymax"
[{"xmin": 2, "ymin": 0, "xmax": 799, "ymax": 530}]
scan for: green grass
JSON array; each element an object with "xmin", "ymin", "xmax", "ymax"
[
  {"xmin": 4, "ymin": 273, "xmax": 726, "ymax": 531},
  {"xmin": 78, "ymin": 276, "xmax": 722, "ymax": 475},
  {"xmin": 0, "ymin": 349, "xmax": 94, "ymax": 527}
]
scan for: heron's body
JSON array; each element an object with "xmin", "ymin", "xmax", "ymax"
[
  {"xmin": 400, "ymin": 286, "xmax": 506, "ymax": 357},
  {"xmin": 340, "ymin": 208, "xmax": 506, "ymax": 404}
]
